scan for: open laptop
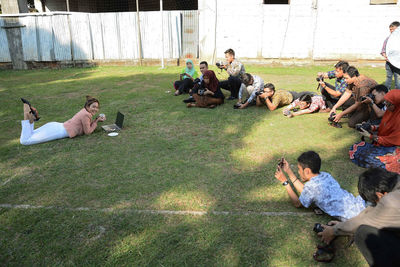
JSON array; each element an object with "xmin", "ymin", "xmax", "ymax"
[{"xmin": 102, "ymin": 111, "xmax": 124, "ymax": 132}]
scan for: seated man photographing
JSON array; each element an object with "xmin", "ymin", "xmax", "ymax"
[
  {"xmin": 274, "ymin": 151, "xmax": 366, "ymax": 221},
  {"xmin": 218, "ymin": 48, "xmax": 246, "ymax": 100},
  {"xmin": 235, "ymin": 73, "xmax": 264, "ymax": 109},
  {"xmin": 316, "ymin": 61, "xmax": 353, "ymax": 110},
  {"xmin": 319, "ymin": 168, "xmax": 400, "ymax": 267}
]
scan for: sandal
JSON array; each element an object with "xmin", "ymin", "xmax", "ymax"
[{"xmin": 21, "ymin": 98, "xmax": 40, "ymax": 121}]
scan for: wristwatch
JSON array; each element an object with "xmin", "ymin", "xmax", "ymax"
[{"xmin": 282, "ymin": 181, "xmax": 289, "ymax": 186}]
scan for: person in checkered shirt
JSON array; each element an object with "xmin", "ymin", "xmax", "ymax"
[{"xmin": 283, "ymin": 93, "xmax": 329, "ymax": 118}]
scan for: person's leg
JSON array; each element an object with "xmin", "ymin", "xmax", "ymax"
[
  {"xmin": 21, "ymin": 122, "xmax": 69, "ymax": 145},
  {"xmin": 340, "ymin": 97, "xmax": 355, "ymax": 111},
  {"xmin": 348, "ymin": 106, "xmax": 370, "ymax": 128},
  {"xmin": 181, "ymin": 78, "xmax": 194, "ymax": 94},
  {"xmin": 392, "ymin": 64, "xmax": 400, "ymax": 89},
  {"xmin": 204, "ymin": 96, "xmax": 223, "ymax": 106},
  {"xmin": 355, "ymin": 225, "xmax": 400, "ymax": 267},
  {"xmin": 192, "ymin": 94, "xmax": 206, "ymax": 108},
  {"xmin": 320, "ymin": 83, "xmax": 336, "ymax": 109},
  {"xmin": 385, "ymin": 62, "xmax": 394, "ymax": 90},
  {"xmin": 228, "ymin": 76, "xmax": 242, "ymax": 99},
  {"xmin": 219, "ymin": 80, "xmax": 230, "ymax": 90}
]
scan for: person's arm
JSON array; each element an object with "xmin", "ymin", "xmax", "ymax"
[
  {"xmin": 281, "ymin": 159, "xmax": 304, "ymax": 194},
  {"xmin": 275, "ymin": 166, "xmax": 302, "ymax": 208},
  {"xmin": 283, "ymin": 99, "xmax": 298, "ymax": 113},
  {"xmin": 330, "ymin": 90, "xmax": 352, "ymax": 115},
  {"xmin": 82, "ymin": 115, "xmax": 98, "ymax": 135},
  {"xmin": 265, "ymin": 97, "xmax": 278, "ymax": 111},
  {"xmin": 333, "ymin": 101, "xmax": 360, "ymax": 122},
  {"xmin": 320, "ymin": 81, "xmax": 342, "ymax": 98}
]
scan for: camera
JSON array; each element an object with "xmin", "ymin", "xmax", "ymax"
[
  {"xmin": 255, "ymin": 89, "xmax": 265, "ymax": 96},
  {"xmin": 198, "ymin": 89, "xmax": 205, "ymax": 96},
  {"xmin": 360, "ymin": 93, "xmax": 375, "ymax": 102},
  {"xmin": 313, "ymin": 223, "xmax": 324, "ymax": 233},
  {"xmin": 328, "ymin": 112, "xmax": 342, "ymax": 128},
  {"xmin": 316, "ymin": 76, "xmax": 324, "ymax": 82},
  {"xmin": 328, "ymin": 112, "xmax": 336, "ymax": 122},
  {"xmin": 356, "ymin": 122, "xmax": 372, "ymax": 132},
  {"xmin": 233, "ymin": 103, "xmax": 242, "ymax": 109},
  {"xmin": 278, "ymin": 157, "xmax": 284, "ymax": 168},
  {"xmin": 216, "ymin": 61, "xmax": 225, "ymax": 68}
]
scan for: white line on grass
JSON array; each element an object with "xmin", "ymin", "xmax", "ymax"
[{"xmin": 0, "ymin": 203, "xmax": 313, "ymax": 217}]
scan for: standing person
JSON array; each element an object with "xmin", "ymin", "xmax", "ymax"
[
  {"xmin": 183, "ymin": 61, "xmax": 209, "ymax": 103},
  {"xmin": 381, "ymin": 21, "xmax": 400, "ymax": 90},
  {"xmin": 235, "ymin": 73, "xmax": 264, "ymax": 109},
  {"xmin": 20, "ymin": 96, "xmax": 106, "ymax": 145},
  {"xmin": 187, "ymin": 70, "xmax": 225, "ymax": 108},
  {"xmin": 173, "ymin": 59, "xmax": 199, "ymax": 96},
  {"xmin": 331, "ymin": 66, "xmax": 378, "ymax": 127},
  {"xmin": 316, "ymin": 61, "xmax": 354, "ymax": 109},
  {"xmin": 318, "ymin": 168, "xmax": 400, "ymax": 267},
  {"xmin": 217, "ymin": 48, "xmax": 246, "ymax": 100}
]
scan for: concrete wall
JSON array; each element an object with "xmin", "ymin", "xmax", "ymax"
[{"xmin": 199, "ymin": 0, "xmax": 400, "ymax": 62}]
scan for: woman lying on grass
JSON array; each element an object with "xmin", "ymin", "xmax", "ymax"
[
  {"xmin": 187, "ymin": 70, "xmax": 225, "ymax": 109},
  {"xmin": 20, "ymin": 96, "xmax": 106, "ymax": 145},
  {"xmin": 282, "ymin": 93, "xmax": 329, "ymax": 118}
]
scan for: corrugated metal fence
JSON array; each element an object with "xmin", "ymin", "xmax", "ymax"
[{"xmin": 0, "ymin": 11, "xmax": 199, "ymax": 63}]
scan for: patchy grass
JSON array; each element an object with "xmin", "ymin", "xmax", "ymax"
[{"xmin": 0, "ymin": 64, "xmax": 384, "ymax": 266}]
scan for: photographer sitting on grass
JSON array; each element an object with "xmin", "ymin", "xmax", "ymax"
[
  {"xmin": 318, "ymin": 168, "xmax": 400, "ymax": 267},
  {"xmin": 187, "ymin": 70, "xmax": 224, "ymax": 109},
  {"xmin": 274, "ymin": 151, "xmax": 366, "ymax": 221},
  {"xmin": 282, "ymin": 93, "xmax": 329, "ymax": 118},
  {"xmin": 316, "ymin": 61, "xmax": 352, "ymax": 110},
  {"xmin": 234, "ymin": 73, "xmax": 264, "ymax": 109}
]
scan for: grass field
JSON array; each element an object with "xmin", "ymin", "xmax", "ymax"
[{"xmin": 0, "ymin": 64, "xmax": 387, "ymax": 266}]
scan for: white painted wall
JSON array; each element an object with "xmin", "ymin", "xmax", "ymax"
[{"xmin": 199, "ymin": 0, "xmax": 400, "ymax": 62}]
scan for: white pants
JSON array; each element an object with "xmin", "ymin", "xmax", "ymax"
[{"xmin": 20, "ymin": 120, "xmax": 69, "ymax": 145}]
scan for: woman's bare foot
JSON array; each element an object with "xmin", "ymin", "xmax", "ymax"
[
  {"xmin": 319, "ymin": 108, "xmax": 331, "ymax": 113},
  {"xmin": 186, "ymin": 103, "xmax": 195, "ymax": 108}
]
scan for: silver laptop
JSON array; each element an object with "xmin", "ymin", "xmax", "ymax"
[{"xmin": 102, "ymin": 111, "xmax": 124, "ymax": 132}]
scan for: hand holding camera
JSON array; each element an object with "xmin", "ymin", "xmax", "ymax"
[
  {"xmin": 216, "ymin": 61, "xmax": 227, "ymax": 70},
  {"xmin": 97, "ymin": 113, "xmax": 106, "ymax": 122}
]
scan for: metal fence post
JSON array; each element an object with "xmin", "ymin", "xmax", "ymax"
[{"xmin": 136, "ymin": 0, "xmax": 143, "ymax": 66}]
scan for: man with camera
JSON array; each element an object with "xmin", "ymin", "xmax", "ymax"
[
  {"xmin": 331, "ymin": 66, "xmax": 378, "ymax": 128},
  {"xmin": 316, "ymin": 61, "xmax": 354, "ymax": 110},
  {"xmin": 274, "ymin": 151, "xmax": 365, "ymax": 220},
  {"xmin": 356, "ymin": 85, "xmax": 388, "ymax": 130},
  {"xmin": 318, "ymin": 168, "xmax": 400, "ymax": 267},
  {"xmin": 256, "ymin": 83, "xmax": 314, "ymax": 111},
  {"xmin": 234, "ymin": 73, "xmax": 264, "ymax": 109},
  {"xmin": 217, "ymin": 49, "xmax": 246, "ymax": 100},
  {"xmin": 183, "ymin": 61, "xmax": 209, "ymax": 103}
]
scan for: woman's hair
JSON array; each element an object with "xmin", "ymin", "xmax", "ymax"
[
  {"xmin": 84, "ymin": 96, "xmax": 99, "ymax": 109},
  {"xmin": 299, "ymin": 94, "xmax": 312, "ymax": 105}
]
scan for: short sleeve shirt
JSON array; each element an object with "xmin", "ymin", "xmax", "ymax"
[
  {"xmin": 327, "ymin": 70, "xmax": 347, "ymax": 95},
  {"xmin": 299, "ymin": 172, "xmax": 366, "ymax": 220},
  {"xmin": 271, "ymin": 90, "xmax": 293, "ymax": 107}
]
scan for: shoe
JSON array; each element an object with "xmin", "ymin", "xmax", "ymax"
[
  {"xmin": 183, "ymin": 97, "xmax": 195, "ymax": 103},
  {"xmin": 227, "ymin": 96, "xmax": 236, "ymax": 100},
  {"xmin": 21, "ymin": 98, "xmax": 40, "ymax": 121}
]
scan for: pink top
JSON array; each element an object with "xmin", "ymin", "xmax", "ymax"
[{"xmin": 63, "ymin": 108, "xmax": 98, "ymax": 138}]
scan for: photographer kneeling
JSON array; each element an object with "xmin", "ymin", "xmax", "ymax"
[
  {"xmin": 319, "ymin": 168, "xmax": 400, "ymax": 267},
  {"xmin": 234, "ymin": 73, "xmax": 264, "ymax": 109},
  {"xmin": 187, "ymin": 70, "xmax": 225, "ymax": 109}
]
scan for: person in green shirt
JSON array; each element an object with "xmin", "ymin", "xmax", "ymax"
[{"xmin": 174, "ymin": 59, "xmax": 199, "ymax": 96}]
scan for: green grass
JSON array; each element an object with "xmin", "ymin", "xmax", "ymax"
[{"xmin": 0, "ymin": 64, "xmax": 387, "ymax": 266}]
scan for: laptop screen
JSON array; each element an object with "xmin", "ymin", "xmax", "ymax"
[{"xmin": 115, "ymin": 111, "xmax": 124, "ymax": 128}]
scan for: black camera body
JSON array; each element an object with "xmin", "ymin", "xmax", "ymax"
[
  {"xmin": 328, "ymin": 112, "xmax": 336, "ymax": 122},
  {"xmin": 360, "ymin": 93, "xmax": 375, "ymax": 102},
  {"xmin": 356, "ymin": 122, "xmax": 372, "ymax": 132},
  {"xmin": 278, "ymin": 158, "xmax": 284, "ymax": 168},
  {"xmin": 316, "ymin": 76, "xmax": 324, "ymax": 82},
  {"xmin": 255, "ymin": 89, "xmax": 265, "ymax": 96},
  {"xmin": 198, "ymin": 89, "xmax": 205, "ymax": 96},
  {"xmin": 233, "ymin": 103, "xmax": 242, "ymax": 109},
  {"xmin": 216, "ymin": 61, "xmax": 225, "ymax": 68},
  {"xmin": 313, "ymin": 223, "xmax": 324, "ymax": 233}
]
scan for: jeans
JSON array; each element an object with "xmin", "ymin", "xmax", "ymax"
[
  {"xmin": 20, "ymin": 120, "xmax": 69, "ymax": 145},
  {"xmin": 385, "ymin": 61, "xmax": 400, "ymax": 90}
]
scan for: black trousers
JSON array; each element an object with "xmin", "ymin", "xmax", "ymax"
[
  {"xmin": 289, "ymin": 91, "xmax": 315, "ymax": 100},
  {"xmin": 355, "ymin": 225, "xmax": 400, "ymax": 267},
  {"xmin": 174, "ymin": 78, "xmax": 194, "ymax": 94},
  {"xmin": 219, "ymin": 76, "xmax": 242, "ymax": 98},
  {"xmin": 321, "ymin": 82, "xmax": 354, "ymax": 110}
]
